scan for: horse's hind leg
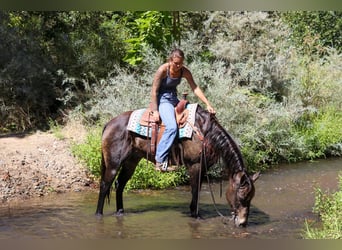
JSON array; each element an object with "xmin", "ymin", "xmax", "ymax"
[
  {"xmin": 115, "ymin": 155, "xmax": 141, "ymax": 215},
  {"xmin": 95, "ymin": 154, "xmax": 119, "ymax": 216},
  {"xmin": 96, "ymin": 180, "xmax": 115, "ymax": 216}
]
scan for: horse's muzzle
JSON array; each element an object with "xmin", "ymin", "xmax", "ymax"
[{"xmin": 231, "ymin": 211, "xmax": 248, "ymax": 227}]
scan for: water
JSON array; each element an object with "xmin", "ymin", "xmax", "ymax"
[{"xmin": 0, "ymin": 158, "xmax": 340, "ymax": 239}]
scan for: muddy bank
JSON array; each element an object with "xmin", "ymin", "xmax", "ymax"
[{"xmin": 0, "ymin": 131, "xmax": 96, "ymax": 203}]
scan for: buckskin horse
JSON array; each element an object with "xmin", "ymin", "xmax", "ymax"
[{"xmin": 95, "ymin": 104, "xmax": 259, "ymax": 227}]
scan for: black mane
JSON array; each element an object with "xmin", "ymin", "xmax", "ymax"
[{"xmin": 196, "ymin": 106, "xmax": 246, "ymax": 175}]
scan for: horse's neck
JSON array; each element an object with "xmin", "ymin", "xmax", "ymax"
[{"xmin": 204, "ymin": 117, "xmax": 245, "ymax": 174}]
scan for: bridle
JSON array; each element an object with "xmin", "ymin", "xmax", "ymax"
[
  {"xmin": 197, "ymin": 137, "xmax": 231, "ymax": 223},
  {"xmin": 197, "ymin": 133, "xmax": 252, "ymax": 225}
]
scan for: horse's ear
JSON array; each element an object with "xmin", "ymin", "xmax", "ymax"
[{"xmin": 251, "ymin": 172, "xmax": 260, "ymax": 183}]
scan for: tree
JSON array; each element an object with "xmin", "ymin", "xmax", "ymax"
[
  {"xmin": 0, "ymin": 11, "xmax": 57, "ymax": 132},
  {"xmin": 0, "ymin": 11, "xmax": 130, "ymax": 132},
  {"xmin": 121, "ymin": 11, "xmax": 174, "ymax": 65},
  {"xmin": 282, "ymin": 11, "xmax": 342, "ymax": 54}
]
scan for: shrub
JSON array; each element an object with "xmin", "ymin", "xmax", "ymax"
[
  {"xmin": 295, "ymin": 107, "xmax": 342, "ymax": 159},
  {"xmin": 125, "ymin": 160, "xmax": 188, "ymax": 191},
  {"xmin": 304, "ymin": 174, "xmax": 342, "ymax": 239},
  {"xmin": 71, "ymin": 126, "xmax": 102, "ymax": 176}
]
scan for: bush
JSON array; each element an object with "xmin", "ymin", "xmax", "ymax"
[
  {"xmin": 125, "ymin": 160, "xmax": 188, "ymax": 191},
  {"xmin": 71, "ymin": 126, "xmax": 102, "ymax": 176},
  {"xmin": 304, "ymin": 174, "xmax": 342, "ymax": 239},
  {"xmin": 295, "ymin": 107, "xmax": 342, "ymax": 159}
]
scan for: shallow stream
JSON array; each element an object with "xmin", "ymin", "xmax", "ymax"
[{"xmin": 0, "ymin": 158, "xmax": 340, "ymax": 239}]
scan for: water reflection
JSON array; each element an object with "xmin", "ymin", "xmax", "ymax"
[{"xmin": 0, "ymin": 158, "xmax": 341, "ymax": 239}]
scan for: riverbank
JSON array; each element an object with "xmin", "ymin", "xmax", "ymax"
[{"xmin": 0, "ymin": 131, "xmax": 97, "ymax": 203}]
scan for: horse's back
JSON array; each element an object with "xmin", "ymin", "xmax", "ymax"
[
  {"xmin": 103, "ymin": 111, "xmax": 132, "ymax": 134},
  {"xmin": 102, "ymin": 111, "xmax": 133, "ymax": 148}
]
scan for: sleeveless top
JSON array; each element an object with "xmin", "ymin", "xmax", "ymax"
[
  {"xmin": 159, "ymin": 67, "xmax": 183, "ymax": 93},
  {"xmin": 158, "ymin": 66, "xmax": 183, "ymax": 105}
]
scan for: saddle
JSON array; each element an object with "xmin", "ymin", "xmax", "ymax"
[{"xmin": 139, "ymin": 99, "xmax": 190, "ymax": 155}]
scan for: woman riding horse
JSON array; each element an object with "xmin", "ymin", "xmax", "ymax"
[
  {"xmin": 150, "ymin": 48, "xmax": 216, "ymax": 172},
  {"xmin": 95, "ymin": 105, "xmax": 259, "ymax": 226}
]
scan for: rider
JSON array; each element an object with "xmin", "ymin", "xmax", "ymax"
[{"xmin": 150, "ymin": 48, "xmax": 216, "ymax": 172}]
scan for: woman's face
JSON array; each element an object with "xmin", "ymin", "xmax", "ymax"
[{"xmin": 170, "ymin": 57, "xmax": 184, "ymax": 72}]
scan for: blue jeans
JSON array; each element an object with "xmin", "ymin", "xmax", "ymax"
[{"xmin": 155, "ymin": 93, "xmax": 179, "ymax": 163}]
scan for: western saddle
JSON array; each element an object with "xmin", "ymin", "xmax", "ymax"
[{"xmin": 139, "ymin": 93, "xmax": 190, "ymax": 156}]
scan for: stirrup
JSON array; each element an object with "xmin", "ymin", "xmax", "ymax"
[
  {"xmin": 155, "ymin": 162, "xmax": 178, "ymax": 172},
  {"xmin": 155, "ymin": 161, "xmax": 168, "ymax": 172}
]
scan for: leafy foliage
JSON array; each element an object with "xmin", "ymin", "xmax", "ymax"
[
  {"xmin": 282, "ymin": 11, "xmax": 342, "ymax": 54},
  {"xmin": 304, "ymin": 174, "xmax": 342, "ymax": 239},
  {"xmin": 0, "ymin": 12, "xmax": 58, "ymax": 132},
  {"xmin": 121, "ymin": 11, "xmax": 173, "ymax": 65},
  {"xmin": 125, "ymin": 160, "xmax": 188, "ymax": 191},
  {"xmin": 0, "ymin": 11, "xmax": 128, "ymax": 132},
  {"xmin": 71, "ymin": 126, "xmax": 102, "ymax": 177},
  {"xmin": 295, "ymin": 108, "xmax": 342, "ymax": 159},
  {"xmin": 9, "ymin": 11, "xmax": 126, "ymax": 78},
  {"xmin": 68, "ymin": 11, "xmax": 341, "ymax": 173}
]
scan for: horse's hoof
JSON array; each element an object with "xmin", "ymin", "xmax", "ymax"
[
  {"xmin": 95, "ymin": 213, "xmax": 104, "ymax": 221},
  {"xmin": 115, "ymin": 209, "xmax": 124, "ymax": 216},
  {"xmin": 195, "ymin": 215, "xmax": 203, "ymax": 220},
  {"xmin": 191, "ymin": 213, "xmax": 203, "ymax": 220}
]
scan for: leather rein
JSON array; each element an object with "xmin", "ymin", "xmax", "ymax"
[{"xmin": 198, "ymin": 137, "xmax": 228, "ymax": 221}]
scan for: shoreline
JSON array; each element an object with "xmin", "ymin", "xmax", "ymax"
[{"xmin": 0, "ymin": 131, "xmax": 97, "ymax": 204}]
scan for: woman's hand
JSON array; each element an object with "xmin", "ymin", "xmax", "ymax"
[
  {"xmin": 207, "ymin": 104, "xmax": 216, "ymax": 114},
  {"xmin": 152, "ymin": 110, "xmax": 160, "ymax": 122}
]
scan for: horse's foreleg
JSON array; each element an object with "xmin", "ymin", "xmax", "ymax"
[{"xmin": 189, "ymin": 163, "xmax": 203, "ymax": 218}]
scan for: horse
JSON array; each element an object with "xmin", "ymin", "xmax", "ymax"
[{"xmin": 95, "ymin": 104, "xmax": 260, "ymax": 227}]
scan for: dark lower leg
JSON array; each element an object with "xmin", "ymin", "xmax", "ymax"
[{"xmin": 95, "ymin": 180, "xmax": 111, "ymax": 215}]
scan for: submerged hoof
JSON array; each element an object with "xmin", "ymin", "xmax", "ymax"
[
  {"xmin": 95, "ymin": 213, "xmax": 104, "ymax": 221},
  {"xmin": 115, "ymin": 209, "xmax": 124, "ymax": 216},
  {"xmin": 195, "ymin": 215, "xmax": 204, "ymax": 220},
  {"xmin": 190, "ymin": 212, "xmax": 203, "ymax": 220}
]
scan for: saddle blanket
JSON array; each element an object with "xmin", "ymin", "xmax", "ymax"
[{"xmin": 127, "ymin": 103, "xmax": 198, "ymax": 139}]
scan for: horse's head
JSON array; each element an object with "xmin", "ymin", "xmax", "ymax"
[{"xmin": 226, "ymin": 171, "xmax": 260, "ymax": 227}]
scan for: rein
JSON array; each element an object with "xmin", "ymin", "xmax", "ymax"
[
  {"xmin": 189, "ymin": 119, "xmax": 228, "ymax": 220},
  {"xmin": 200, "ymin": 140, "xmax": 227, "ymax": 219}
]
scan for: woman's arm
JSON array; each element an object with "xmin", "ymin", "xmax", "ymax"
[
  {"xmin": 150, "ymin": 64, "xmax": 167, "ymax": 121},
  {"xmin": 183, "ymin": 67, "xmax": 216, "ymax": 113}
]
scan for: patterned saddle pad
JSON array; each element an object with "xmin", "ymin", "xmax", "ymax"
[{"xmin": 127, "ymin": 103, "xmax": 198, "ymax": 139}]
